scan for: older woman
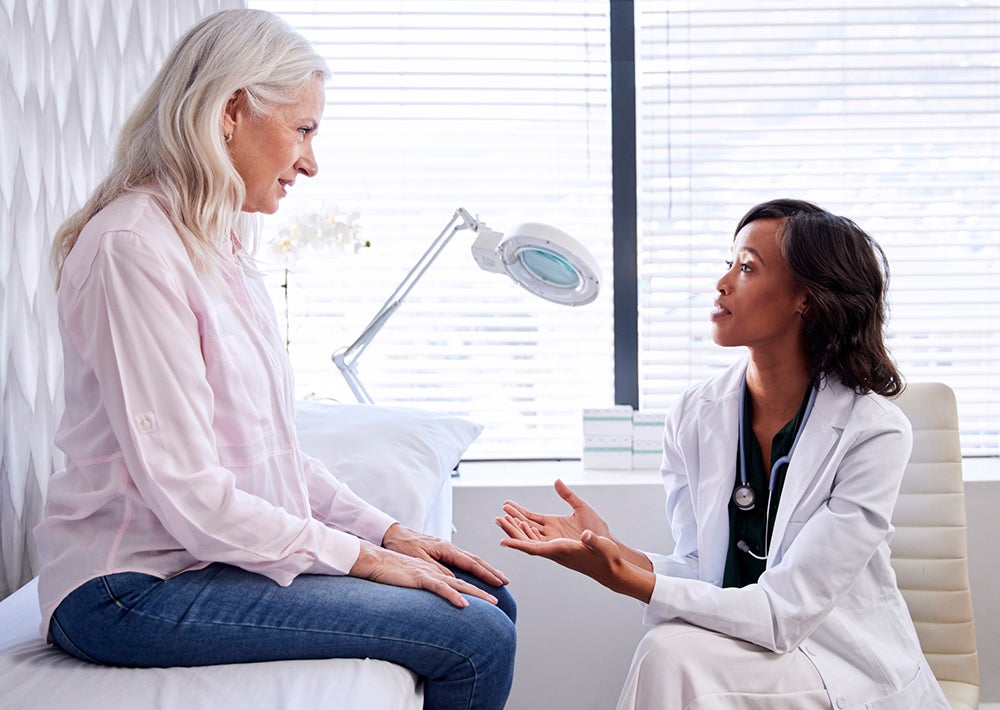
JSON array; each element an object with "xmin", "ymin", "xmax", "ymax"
[
  {"xmin": 498, "ymin": 199, "xmax": 948, "ymax": 710},
  {"xmin": 37, "ymin": 10, "xmax": 515, "ymax": 709}
]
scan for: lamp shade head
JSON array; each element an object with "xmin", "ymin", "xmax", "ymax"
[{"xmin": 495, "ymin": 222, "xmax": 601, "ymax": 306}]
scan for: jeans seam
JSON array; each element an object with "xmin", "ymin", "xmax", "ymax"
[
  {"xmin": 50, "ymin": 614, "xmax": 104, "ymax": 665},
  {"xmin": 100, "ymin": 575, "xmax": 128, "ymax": 609},
  {"xmin": 121, "ymin": 605, "xmax": 480, "ymax": 657},
  {"xmin": 103, "ymin": 599, "xmax": 478, "ymax": 661}
]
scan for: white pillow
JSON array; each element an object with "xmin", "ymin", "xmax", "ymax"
[{"xmin": 295, "ymin": 401, "xmax": 483, "ymax": 530}]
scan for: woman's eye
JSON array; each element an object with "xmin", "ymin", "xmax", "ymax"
[
  {"xmin": 724, "ymin": 259, "xmax": 734, "ymax": 269},
  {"xmin": 740, "ymin": 263, "xmax": 752, "ymax": 273}
]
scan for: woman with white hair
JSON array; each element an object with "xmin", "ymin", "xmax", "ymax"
[{"xmin": 36, "ymin": 10, "xmax": 516, "ymax": 709}]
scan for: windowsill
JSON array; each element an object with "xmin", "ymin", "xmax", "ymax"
[
  {"xmin": 454, "ymin": 456, "xmax": 1000, "ymax": 486},
  {"xmin": 963, "ymin": 457, "xmax": 1000, "ymax": 482},
  {"xmin": 454, "ymin": 460, "xmax": 660, "ymax": 488}
]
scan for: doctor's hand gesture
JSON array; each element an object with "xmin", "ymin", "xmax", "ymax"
[
  {"xmin": 496, "ymin": 515, "xmax": 655, "ymax": 603},
  {"xmin": 496, "ymin": 479, "xmax": 656, "ymax": 602},
  {"xmin": 498, "ymin": 479, "xmax": 612, "ymax": 542}
]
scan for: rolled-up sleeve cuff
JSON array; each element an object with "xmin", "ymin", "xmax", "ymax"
[
  {"xmin": 354, "ymin": 507, "xmax": 398, "ymax": 545},
  {"xmin": 312, "ymin": 528, "xmax": 363, "ymax": 576}
]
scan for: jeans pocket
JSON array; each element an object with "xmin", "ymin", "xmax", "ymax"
[{"xmin": 99, "ymin": 571, "xmax": 162, "ymax": 610}]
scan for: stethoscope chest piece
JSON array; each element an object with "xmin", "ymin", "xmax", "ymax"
[
  {"xmin": 732, "ymin": 375, "xmax": 819, "ymax": 561},
  {"xmin": 732, "ymin": 483, "xmax": 756, "ymax": 511}
]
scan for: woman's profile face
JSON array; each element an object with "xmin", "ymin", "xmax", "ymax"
[
  {"xmin": 710, "ymin": 218, "xmax": 808, "ymax": 352},
  {"xmin": 226, "ymin": 76, "xmax": 325, "ymax": 214}
]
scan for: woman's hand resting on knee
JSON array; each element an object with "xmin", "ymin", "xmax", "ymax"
[{"xmin": 348, "ymin": 524, "xmax": 508, "ymax": 608}]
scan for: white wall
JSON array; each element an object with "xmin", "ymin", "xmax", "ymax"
[{"xmin": 452, "ymin": 463, "xmax": 998, "ymax": 709}]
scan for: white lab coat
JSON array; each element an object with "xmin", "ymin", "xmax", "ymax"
[{"xmin": 643, "ymin": 359, "xmax": 949, "ymax": 710}]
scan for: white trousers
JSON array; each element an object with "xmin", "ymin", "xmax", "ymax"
[{"xmin": 616, "ymin": 622, "xmax": 832, "ymax": 710}]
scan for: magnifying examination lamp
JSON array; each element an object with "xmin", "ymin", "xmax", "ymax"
[{"xmin": 332, "ymin": 207, "xmax": 601, "ymax": 404}]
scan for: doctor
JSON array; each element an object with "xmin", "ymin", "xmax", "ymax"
[{"xmin": 497, "ymin": 198, "xmax": 949, "ymax": 709}]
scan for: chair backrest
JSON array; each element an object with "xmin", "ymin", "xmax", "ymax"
[{"xmin": 890, "ymin": 382, "xmax": 979, "ymax": 710}]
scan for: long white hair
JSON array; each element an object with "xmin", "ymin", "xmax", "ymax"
[{"xmin": 51, "ymin": 9, "xmax": 330, "ymax": 283}]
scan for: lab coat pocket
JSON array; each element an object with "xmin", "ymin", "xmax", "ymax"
[{"xmin": 865, "ymin": 666, "xmax": 947, "ymax": 710}]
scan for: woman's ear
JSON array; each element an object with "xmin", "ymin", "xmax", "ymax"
[
  {"xmin": 222, "ymin": 90, "xmax": 243, "ymax": 140},
  {"xmin": 796, "ymin": 291, "xmax": 810, "ymax": 319}
]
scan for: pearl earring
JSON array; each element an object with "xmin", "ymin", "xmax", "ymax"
[{"xmin": 225, "ymin": 133, "xmax": 233, "ymax": 143}]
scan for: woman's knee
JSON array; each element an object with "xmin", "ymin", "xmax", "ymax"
[
  {"xmin": 469, "ymin": 597, "xmax": 517, "ymax": 656},
  {"xmin": 451, "ymin": 566, "xmax": 517, "ymax": 624},
  {"xmin": 491, "ymin": 583, "xmax": 517, "ymax": 624},
  {"xmin": 473, "ymin": 601, "xmax": 517, "ymax": 702},
  {"xmin": 445, "ymin": 597, "xmax": 516, "ymax": 690}
]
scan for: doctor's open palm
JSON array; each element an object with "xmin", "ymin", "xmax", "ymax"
[
  {"xmin": 496, "ymin": 479, "xmax": 657, "ymax": 603},
  {"xmin": 498, "ymin": 479, "xmax": 612, "ymax": 543}
]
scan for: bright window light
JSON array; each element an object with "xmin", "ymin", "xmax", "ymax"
[{"xmin": 250, "ymin": 1, "xmax": 615, "ymax": 459}]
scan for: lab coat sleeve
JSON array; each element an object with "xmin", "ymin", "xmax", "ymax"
[
  {"xmin": 643, "ymin": 401, "xmax": 912, "ymax": 653},
  {"xmin": 63, "ymin": 231, "xmax": 364, "ymax": 582}
]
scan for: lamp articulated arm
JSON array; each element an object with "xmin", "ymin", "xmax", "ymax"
[
  {"xmin": 332, "ymin": 206, "xmax": 599, "ymax": 404},
  {"xmin": 332, "ymin": 208, "xmax": 500, "ymax": 404}
]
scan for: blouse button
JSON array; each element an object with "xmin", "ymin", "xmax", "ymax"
[{"xmin": 138, "ymin": 416, "xmax": 152, "ymax": 431}]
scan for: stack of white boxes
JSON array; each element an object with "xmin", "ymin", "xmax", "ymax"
[
  {"xmin": 582, "ymin": 406, "xmax": 666, "ymax": 470},
  {"xmin": 581, "ymin": 406, "xmax": 633, "ymax": 469},
  {"xmin": 631, "ymin": 410, "xmax": 666, "ymax": 469}
]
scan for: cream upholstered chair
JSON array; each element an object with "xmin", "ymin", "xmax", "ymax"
[{"xmin": 890, "ymin": 383, "xmax": 979, "ymax": 710}]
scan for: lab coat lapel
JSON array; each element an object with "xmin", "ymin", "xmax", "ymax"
[
  {"xmin": 694, "ymin": 365, "xmax": 742, "ymax": 584},
  {"xmin": 768, "ymin": 381, "xmax": 849, "ymax": 561}
]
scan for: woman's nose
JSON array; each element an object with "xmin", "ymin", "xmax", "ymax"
[{"xmin": 296, "ymin": 146, "xmax": 318, "ymax": 178}]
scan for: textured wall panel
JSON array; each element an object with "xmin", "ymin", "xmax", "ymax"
[{"xmin": 0, "ymin": 0, "xmax": 244, "ymax": 599}]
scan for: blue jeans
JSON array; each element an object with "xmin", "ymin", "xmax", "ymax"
[{"xmin": 50, "ymin": 563, "xmax": 517, "ymax": 710}]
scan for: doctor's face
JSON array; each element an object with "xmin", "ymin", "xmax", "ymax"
[{"xmin": 710, "ymin": 218, "xmax": 808, "ymax": 352}]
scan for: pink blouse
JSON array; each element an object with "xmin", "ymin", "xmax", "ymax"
[{"xmin": 34, "ymin": 189, "xmax": 396, "ymax": 637}]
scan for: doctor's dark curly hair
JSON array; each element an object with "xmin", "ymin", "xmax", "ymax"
[{"xmin": 736, "ymin": 198, "xmax": 903, "ymax": 397}]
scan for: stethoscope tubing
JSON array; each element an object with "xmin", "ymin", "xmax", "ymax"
[{"xmin": 734, "ymin": 375, "xmax": 818, "ymax": 560}]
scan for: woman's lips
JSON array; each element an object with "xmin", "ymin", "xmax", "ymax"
[{"xmin": 710, "ymin": 301, "xmax": 731, "ymax": 320}]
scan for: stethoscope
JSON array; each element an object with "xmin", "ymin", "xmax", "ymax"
[{"xmin": 733, "ymin": 376, "xmax": 818, "ymax": 560}]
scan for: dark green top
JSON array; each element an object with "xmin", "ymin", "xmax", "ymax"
[{"xmin": 723, "ymin": 386, "xmax": 813, "ymax": 588}]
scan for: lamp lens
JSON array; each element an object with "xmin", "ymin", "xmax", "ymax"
[{"xmin": 518, "ymin": 247, "xmax": 581, "ymax": 288}]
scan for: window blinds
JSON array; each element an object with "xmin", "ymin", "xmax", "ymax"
[
  {"xmin": 249, "ymin": 1, "xmax": 615, "ymax": 458},
  {"xmin": 635, "ymin": 1, "xmax": 1000, "ymax": 455}
]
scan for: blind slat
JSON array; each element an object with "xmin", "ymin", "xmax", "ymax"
[
  {"xmin": 251, "ymin": 0, "xmax": 614, "ymax": 458},
  {"xmin": 637, "ymin": 0, "xmax": 1000, "ymax": 455}
]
